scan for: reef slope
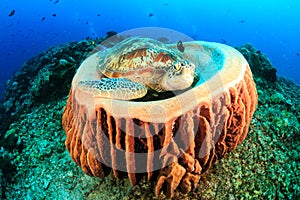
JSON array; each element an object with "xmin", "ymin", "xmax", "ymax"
[{"xmin": 0, "ymin": 39, "xmax": 299, "ymax": 199}]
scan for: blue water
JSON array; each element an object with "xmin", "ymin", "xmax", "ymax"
[{"xmin": 1, "ymin": 0, "xmax": 300, "ymax": 98}]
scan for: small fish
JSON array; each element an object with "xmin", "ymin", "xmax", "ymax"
[
  {"xmin": 148, "ymin": 12, "xmax": 154, "ymax": 17},
  {"xmin": 52, "ymin": 13, "xmax": 57, "ymax": 17},
  {"xmin": 220, "ymin": 39, "xmax": 227, "ymax": 44},
  {"xmin": 41, "ymin": 17, "xmax": 46, "ymax": 21},
  {"xmin": 177, "ymin": 40, "xmax": 185, "ymax": 52},
  {"xmin": 106, "ymin": 31, "xmax": 117, "ymax": 37},
  {"xmin": 239, "ymin": 19, "xmax": 245, "ymax": 23},
  {"xmin": 8, "ymin": 10, "xmax": 15, "ymax": 17},
  {"xmin": 296, "ymin": 53, "xmax": 299, "ymax": 56},
  {"xmin": 50, "ymin": 0, "xmax": 59, "ymax": 4}
]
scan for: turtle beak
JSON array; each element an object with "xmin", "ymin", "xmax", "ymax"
[
  {"xmin": 182, "ymin": 66, "xmax": 195, "ymax": 86},
  {"xmin": 184, "ymin": 75, "xmax": 194, "ymax": 87}
]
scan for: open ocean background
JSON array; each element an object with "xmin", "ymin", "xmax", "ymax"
[{"xmin": 0, "ymin": 0, "xmax": 299, "ymax": 98}]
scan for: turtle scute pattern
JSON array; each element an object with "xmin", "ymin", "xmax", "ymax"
[{"xmin": 98, "ymin": 37, "xmax": 177, "ymax": 73}]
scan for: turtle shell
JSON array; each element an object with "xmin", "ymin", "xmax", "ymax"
[{"xmin": 98, "ymin": 37, "xmax": 183, "ymax": 79}]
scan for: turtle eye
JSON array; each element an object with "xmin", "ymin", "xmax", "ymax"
[{"xmin": 173, "ymin": 63, "xmax": 181, "ymax": 72}]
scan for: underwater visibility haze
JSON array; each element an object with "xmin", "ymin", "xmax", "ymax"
[
  {"xmin": 0, "ymin": 0, "xmax": 300, "ymax": 97},
  {"xmin": 0, "ymin": 0, "xmax": 300, "ymax": 199}
]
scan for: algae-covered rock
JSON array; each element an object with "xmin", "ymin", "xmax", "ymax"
[
  {"xmin": 0, "ymin": 33, "xmax": 117, "ymax": 188},
  {"xmin": 236, "ymin": 44, "xmax": 277, "ymax": 82},
  {"xmin": 0, "ymin": 169, "xmax": 3, "ymax": 200},
  {"xmin": 0, "ymin": 33, "xmax": 118, "ymax": 141}
]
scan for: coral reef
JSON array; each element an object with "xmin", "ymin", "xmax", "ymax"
[
  {"xmin": 0, "ymin": 33, "xmax": 116, "ymax": 162},
  {"xmin": 236, "ymin": 44, "xmax": 277, "ymax": 82},
  {"xmin": 0, "ymin": 39, "xmax": 299, "ymax": 199}
]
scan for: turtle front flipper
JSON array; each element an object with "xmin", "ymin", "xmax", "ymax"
[{"xmin": 77, "ymin": 78, "xmax": 148, "ymax": 100}]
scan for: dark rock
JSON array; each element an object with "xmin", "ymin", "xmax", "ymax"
[
  {"xmin": 236, "ymin": 44, "xmax": 277, "ymax": 82},
  {"xmin": 106, "ymin": 31, "xmax": 117, "ymax": 38}
]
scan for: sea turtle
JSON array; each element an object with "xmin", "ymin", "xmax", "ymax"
[{"xmin": 77, "ymin": 37, "xmax": 195, "ymax": 100}]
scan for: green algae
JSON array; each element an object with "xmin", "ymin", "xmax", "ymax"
[{"xmin": 0, "ymin": 40, "xmax": 299, "ymax": 199}]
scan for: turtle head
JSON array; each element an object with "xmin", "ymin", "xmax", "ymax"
[{"xmin": 161, "ymin": 60, "xmax": 195, "ymax": 91}]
